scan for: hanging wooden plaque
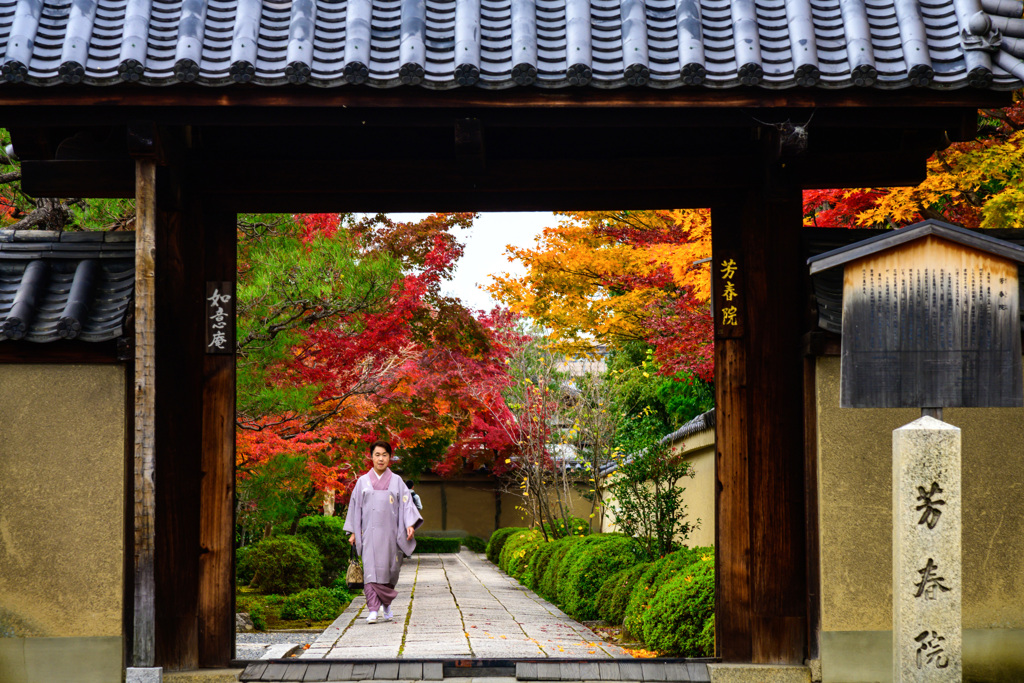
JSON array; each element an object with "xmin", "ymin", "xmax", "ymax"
[{"xmin": 809, "ymin": 221, "xmax": 1024, "ymax": 408}]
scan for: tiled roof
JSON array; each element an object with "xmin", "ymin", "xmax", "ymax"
[
  {"xmin": 0, "ymin": 230, "xmax": 134, "ymax": 343},
  {"xmin": 1, "ymin": 0, "xmax": 1024, "ymax": 90}
]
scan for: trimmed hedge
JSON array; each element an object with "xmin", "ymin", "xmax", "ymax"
[
  {"xmin": 248, "ymin": 536, "xmax": 324, "ymax": 595},
  {"xmin": 462, "ymin": 536, "xmax": 487, "ymax": 553},
  {"xmin": 414, "ymin": 537, "xmax": 462, "ymax": 553},
  {"xmin": 296, "ymin": 515, "xmax": 348, "ymax": 585},
  {"xmin": 542, "ymin": 516, "xmax": 591, "ymax": 538},
  {"xmin": 538, "ymin": 536, "xmax": 584, "ymax": 602},
  {"xmin": 560, "ymin": 535, "xmax": 640, "ymax": 620},
  {"xmin": 525, "ymin": 536, "xmax": 570, "ymax": 591},
  {"xmin": 597, "ymin": 561, "xmax": 651, "ymax": 625},
  {"xmin": 555, "ymin": 535, "xmax": 629, "ymax": 613},
  {"xmin": 640, "ymin": 555, "xmax": 715, "ymax": 656},
  {"xmin": 499, "ymin": 529, "xmax": 545, "ymax": 583},
  {"xmin": 486, "ymin": 527, "xmax": 526, "ymax": 564},
  {"xmin": 622, "ymin": 545, "xmax": 711, "ymax": 638}
]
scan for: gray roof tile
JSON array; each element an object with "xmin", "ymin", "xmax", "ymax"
[
  {"xmin": 0, "ymin": 231, "xmax": 133, "ymax": 343},
  {"xmin": 0, "ymin": 0, "xmax": 1022, "ymax": 89}
]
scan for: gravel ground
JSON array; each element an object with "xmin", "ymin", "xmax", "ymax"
[{"xmin": 236, "ymin": 631, "xmax": 318, "ymax": 660}]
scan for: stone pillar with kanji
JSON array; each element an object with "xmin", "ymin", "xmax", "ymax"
[
  {"xmin": 893, "ymin": 417, "xmax": 961, "ymax": 681},
  {"xmin": 808, "ymin": 219, "xmax": 1024, "ymax": 682}
]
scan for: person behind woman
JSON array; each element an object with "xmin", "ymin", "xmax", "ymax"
[{"xmin": 343, "ymin": 440, "xmax": 423, "ymax": 623}]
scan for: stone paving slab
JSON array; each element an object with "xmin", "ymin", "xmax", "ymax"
[{"xmin": 293, "ymin": 551, "xmax": 631, "ymax": 660}]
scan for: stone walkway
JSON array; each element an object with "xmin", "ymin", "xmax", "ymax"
[{"xmin": 297, "ymin": 550, "xmax": 631, "ymax": 660}]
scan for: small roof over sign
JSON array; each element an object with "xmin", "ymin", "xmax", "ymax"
[{"xmin": 807, "ymin": 219, "xmax": 1024, "ymax": 276}]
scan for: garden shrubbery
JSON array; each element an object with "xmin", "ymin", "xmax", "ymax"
[
  {"xmin": 484, "ymin": 525, "xmax": 715, "ymax": 657},
  {"xmin": 526, "ymin": 536, "xmax": 571, "ymax": 591},
  {"xmin": 414, "ymin": 536, "xmax": 463, "ymax": 553},
  {"xmin": 560, "ymin": 535, "xmax": 638, "ymax": 620},
  {"xmin": 639, "ymin": 554, "xmax": 715, "ymax": 656},
  {"xmin": 462, "ymin": 536, "xmax": 487, "ymax": 553},
  {"xmin": 498, "ymin": 529, "xmax": 546, "ymax": 583},
  {"xmin": 296, "ymin": 515, "xmax": 348, "ymax": 585},
  {"xmin": 597, "ymin": 562, "xmax": 650, "ymax": 625},
  {"xmin": 279, "ymin": 587, "xmax": 346, "ymax": 621},
  {"xmin": 486, "ymin": 527, "xmax": 526, "ymax": 564},
  {"xmin": 622, "ymin": 545, "xmax": 711, "ymax": 638},
  {"xmin": 542, "ymin": 516, "xmax": 591, "ymax": 539},
  {"xmin": 247, "ymin": 536, "xmax": 324, "ymax": 595},
  {"xmin": 538, "ymin": 536, "xmax": 582, "ymax": 602}
]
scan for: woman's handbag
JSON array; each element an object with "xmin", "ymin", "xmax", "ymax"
[{"xmin": 346, "ymin": 542, "xmax": 364, "ymax": 590}]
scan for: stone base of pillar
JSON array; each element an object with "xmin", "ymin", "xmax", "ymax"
[
  {"xmin": 707, "ymin": 663, "xmax": 812, "ymax": 683},
  {"xmin": 126, "ymin": 667, "xmax": 162, "ymax": 683}
]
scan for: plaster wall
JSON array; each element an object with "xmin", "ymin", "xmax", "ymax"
[
  {"xmin": 0, "ymin": 364, "xmax": 126, "ymax": 683},
  {"xmin": 815, "ymin": 356, "xmax": 1024, "ymax": 682},
  {"xmin": 413, "ymin": 477, "xmax": 595, "ymax": 539},
  {"xmin": 600, "ymin": 428, "xmax": 716, "ymax": 550}
]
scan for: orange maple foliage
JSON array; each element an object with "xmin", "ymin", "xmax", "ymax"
[{"xmin": 487, "ymin": 210, "xmax": 713, "ymax": 379}]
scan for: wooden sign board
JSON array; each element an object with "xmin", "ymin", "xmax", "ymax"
[
  {"xmin": 205, "ymin": 281, "xmax": 234, "ymax": 355},
  {"xmin": 839, "ymin": 235, "xmax": 1022, "ymax": 408}
]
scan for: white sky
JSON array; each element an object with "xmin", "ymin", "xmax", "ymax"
[{"xmin": 389, "ymin": 212, "xmax": 557, "ymax": 313}]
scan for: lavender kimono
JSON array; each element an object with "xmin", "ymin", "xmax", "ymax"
[{"xmin": 343, "ymin": 468, "xmax": 422, "ymax": 609}]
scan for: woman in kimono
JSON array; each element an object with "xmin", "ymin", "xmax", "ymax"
[{"xmin": 344, "ymin": 440, "xmax": 423, "ymax": 623}]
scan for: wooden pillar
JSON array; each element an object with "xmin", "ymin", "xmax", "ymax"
[
  {"xmin": 153, "ymin": 164, "xmax": 206, "ymax": 671},
  {"xmin": 712, "ymin": 186, "xmax": 808, "ymax": 663},
  {"xmin": 198, "ymin": 207, "xmax": 237, "ymax": 667},
  {"xmin": 132, "ymin": 156, "xmax": 157, "ymax": 668}
]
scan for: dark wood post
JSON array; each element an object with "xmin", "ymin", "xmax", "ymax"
[
  {"xmin": 153, "ymin": 163, "xmax": 206, "ymax": 671},
  {"xmin": 199, "ymin": 207, "xmax": 238, "ymax": 667},
  {"xmin": 712, "ymin": 186, "xmax": 808, "ymax": 663}
]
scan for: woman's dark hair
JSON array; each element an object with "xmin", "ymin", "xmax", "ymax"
[{"xmin": 368, "ymin": 440, "xmax": 393, "ymax": 456}]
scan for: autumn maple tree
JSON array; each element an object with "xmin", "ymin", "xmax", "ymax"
[
  {"xmin": 804, "ymin": 96, "xmax": 1024, "ymax": 229},
  {"xmin": 235, "ymin": 211, "xmax": 520, "ymax": 536},
  {"xmin": 486, "ymin": 210, "xmax": 714, "ymax": 383}
]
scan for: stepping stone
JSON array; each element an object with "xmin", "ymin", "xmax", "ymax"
[{"xmin": 261, "ymin": 643, "xmax": 302, "ymax": 660}]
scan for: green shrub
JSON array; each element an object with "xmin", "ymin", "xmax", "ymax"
[
  {"xmin": 462, "ymin": 536, "xmax": 487, "ymax": 553},
  {"xmin": 236, "ymin": 592, "xmax": 279, "ymax": 631},
  {"xmin": 236, "ymin": 545, "xmax": 257, "ymax": 586},
  {"xmin": 640, "ymin": 555, "xmax": 715, "ymax": 656},
  {"xmin": 498, "ymin": 529, "xmax": 545, "ymax": 581},
  {"xmin": 414, "ymin": 537, "xmax": 462, "ymax": 553},
  {"xmin": 538, "ymin": 536, "xmax": 584, "ymax": 601},
  {"xmin": 296, "ymin": 515, "xmax": 349, "ymax": 585},
  {"xmin": 248, "ymin": 536, "xmax": 324, "ymax": 595},
  {"xmin": 279, "ymin": 587, "xmax": 343, "ymax": 621},
  {"xmin": 697, "ymin": 615, "xmax": 715, "ymax": 656},
  {"xmin": 486, "ymin": 527, "xmax": 526, "ymax": 564},
  {"xmin": 598, "ymin": 562, "xmax": 650, "ymax": 625},
  {"xmin": 248, "ymin": 602, "xmax": 267, "ymax": 631},
  {"xmin": 622, "ymin": 546, "xmax": 711, "ymax": 638},
  {"xmin": 526, "ymin": 537, "xmax": 569, "ymax": 591},
  {"xmin": 542, "ymin": 516, "xmax": 591, "ymax": 539},
  {"xmin": 558, "ymin": 535, "xmax": 638, "ymax": 619}
]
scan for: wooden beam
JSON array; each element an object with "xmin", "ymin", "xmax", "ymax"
[
  {"xmin": 132, "ymin": 156, "xmax": 157, "ymax": 668},
  {"xmin": 0, "ymin": 85, "xmax": 1008, "ymax": 114},
  {"xmin": 712, "ymin": 185, "xmax": 809, "ymax": 663},
  {"xmin": 198, "ymin": 208, "xmax": 237, "ymax": 668},
  {"xmin": 0, "ymin": 338, "xmax": 124, "ymax": 363}
]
